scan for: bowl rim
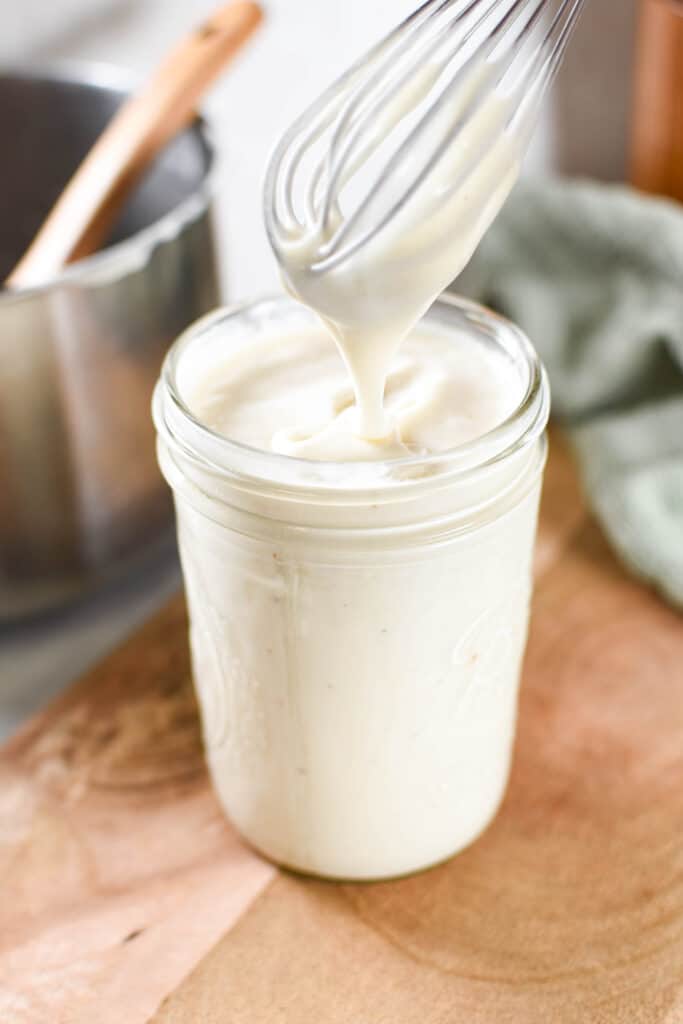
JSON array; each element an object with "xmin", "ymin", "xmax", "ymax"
[{"xmin": 0, "ymin": 59, "xmax": 217, "ymax": 304}]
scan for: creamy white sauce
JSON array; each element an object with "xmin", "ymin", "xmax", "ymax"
[
  {"xmin": 192, "ymin": 61, "xmax": 522, "ymax": 460},
  {"xmin": 163, "ymin": 293, "xmax": 545, "ymax": 879},
  {"xmin": 189, "ymin": 320, "xmax": 520, "ymax": 462}
]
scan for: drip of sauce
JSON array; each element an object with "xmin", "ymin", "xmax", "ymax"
[{"xmin": 273, "ymin": 59, "xmax": 521, "ymax": 442}]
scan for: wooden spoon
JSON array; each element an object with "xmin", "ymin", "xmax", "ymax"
[{"xmin": 6, "ymin": 1, "xmax": 262, "ymax": 290}]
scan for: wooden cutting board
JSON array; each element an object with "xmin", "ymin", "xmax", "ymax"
[{"xmin": 1, "ymin": 432, "xmax": 682, "ymax": 1024}]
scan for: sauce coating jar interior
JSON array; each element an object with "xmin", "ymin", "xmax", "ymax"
[{"xmin": 153, "ymin": 294, "xmax": 550, "ymax": 880}]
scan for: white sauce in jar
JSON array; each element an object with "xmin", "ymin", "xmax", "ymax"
[{"xmin": 189, "ymin": 319, "xmax": 521, "ymax": 462}]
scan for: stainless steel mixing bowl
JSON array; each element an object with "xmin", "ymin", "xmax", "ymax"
[{"xmin": 0, "ymin": 64, "xmax": 220, "ymax": 620}]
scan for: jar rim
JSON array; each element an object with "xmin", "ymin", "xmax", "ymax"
[{"xmin": 154, "ymin": 293, "xmax": 549, "ymax": 498}]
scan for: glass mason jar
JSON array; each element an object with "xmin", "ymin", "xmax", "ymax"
[{"xmin": 153, "ymin": 294, "xmax": 550, "ymax": 881}]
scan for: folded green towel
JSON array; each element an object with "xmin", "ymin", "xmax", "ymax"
[{"xmin": 458, "ymin": 178, "xmax": 683, "ymax": 609}]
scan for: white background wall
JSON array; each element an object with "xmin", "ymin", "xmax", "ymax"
[{"xmin": 2, "ymin": 0, "xmax": 640, "ymax": 300}]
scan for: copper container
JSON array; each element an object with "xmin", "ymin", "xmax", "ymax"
[{"xmin": 631, "ymin": 0, "xmax": 683, "ymax": 199}]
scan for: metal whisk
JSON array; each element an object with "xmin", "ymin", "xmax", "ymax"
[{"xmin": 264, "ymin": 0, "xmax": 586, "ymax": 275}]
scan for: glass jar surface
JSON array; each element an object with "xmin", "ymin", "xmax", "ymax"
[{"xmin": 153, "ymin": 293, "xmax": 550, "ymax": 880}]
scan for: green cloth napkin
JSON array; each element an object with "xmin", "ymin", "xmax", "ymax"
[{"xmin": 457, "ymin": 177, "xmax": 683, "ymax": 609}]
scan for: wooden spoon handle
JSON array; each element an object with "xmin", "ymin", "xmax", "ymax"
[
  {"xmin": 630, "ymin": 0, "xmax": 683, "ymax": 200},
  {"xmin": 6, "ymin": 1, "xmax": 262, "ymax": 290}
]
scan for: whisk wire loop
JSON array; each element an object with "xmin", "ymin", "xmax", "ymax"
[{"xmin": 265, "ymin": 0, "xmax": 586, "ymax": 274}]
